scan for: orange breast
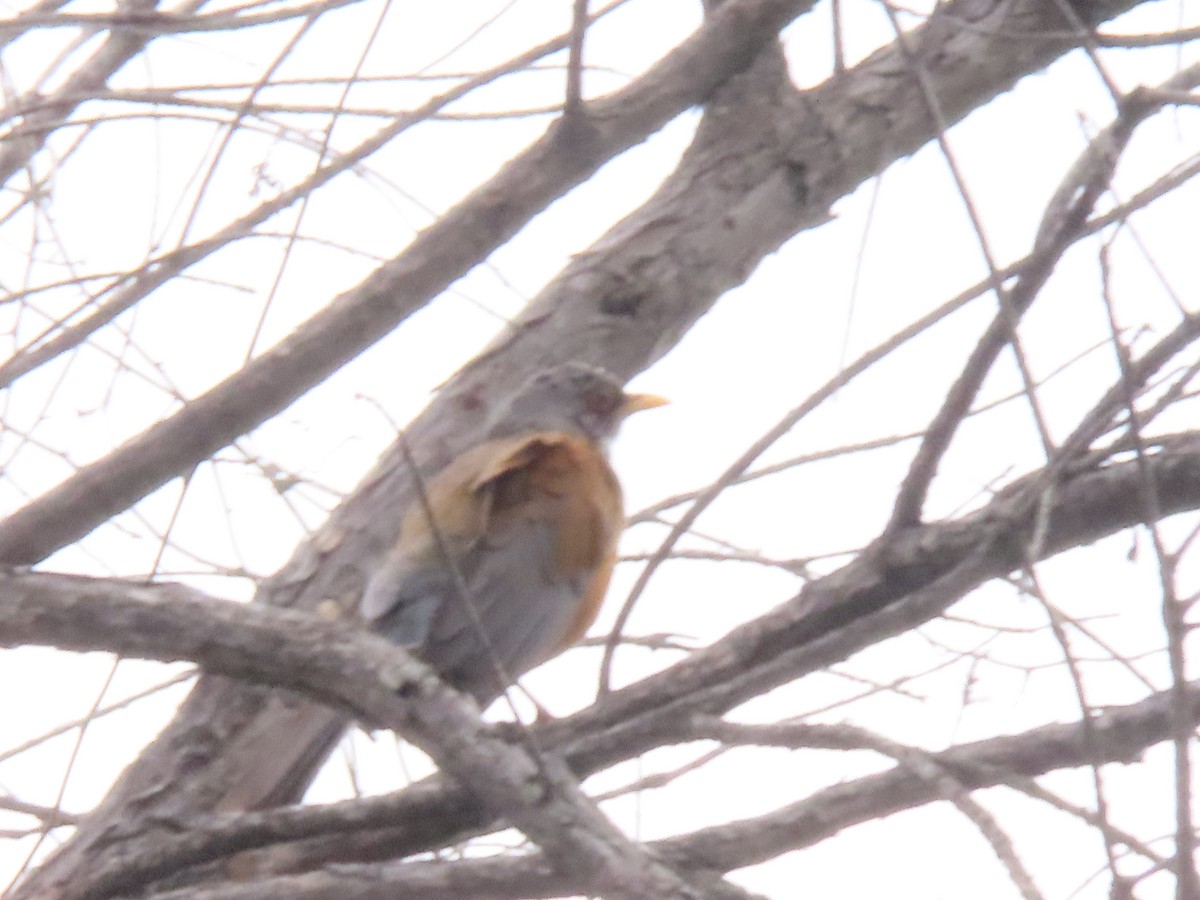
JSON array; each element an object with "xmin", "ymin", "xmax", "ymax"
[
  {"xmin": 392, "ymin": 431, "xmax": 625, "ymax": 665},
  {"xmin": 484, "ymin": 434, "xmax": 623, "ymax": 652}
]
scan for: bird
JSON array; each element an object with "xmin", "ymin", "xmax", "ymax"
[{"xmin": 360, "ymin": 363, "xmax": 666, "ymax": 705}]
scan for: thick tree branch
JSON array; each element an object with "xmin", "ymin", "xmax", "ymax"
[
  {"xmin": 10, "ymin": 0, "xmax": 1159, "ymax": 894},
  {"xmin": 0, "ymin": 13, "xmax": 597, "ymax": 393},
  {"xmin": 0, "ymin": 0, "xmax": 818, "ymax": 566},
  {"xmin": 58, "ymin": 435, "xmax": 1200, "ymax": 898},
  {"xmin": 123, "ymin": 677, "xmax": 1200, "ymax": 898},
  {"xmin": 0, "ymin": 575, "xmax": 747, "ymax": 900},
  {"xmin": 556, "ymin": 436, "xmax": 1200, "ymax": 768}
]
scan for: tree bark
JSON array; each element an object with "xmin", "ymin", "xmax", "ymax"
[{"xmin": 10, "ymin": 0, "xmax": 1156, "ymax": 896}]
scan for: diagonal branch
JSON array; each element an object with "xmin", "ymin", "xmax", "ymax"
[
  {"xmin": 595, "ymin": 0, "xmax": 1167, "ymax": 685},
  {"xmin": 95, "ymin": 665, "xmax": 1200, "ymax": 898},
  {"xmin": 0, "ymin": 0, "xmax": 818, "ymax": 566},
  {"xmin": 0, "ymin": 0, "xmax": 190, "ymax": 191},
  {"xmin": 63, "ymin": 433, "xmax": 1200, "ymax": 898},
  {"xmin": 883, "ymin": 81, "xmax": 1183, "ymax": 533},
  {"xmin": 9, "ymin": 1, "xmax": 1161, "ymax": 894},
  {"xmin": 0, "ymin": 0, "xmax": 633, "ymax": 392},
  {"xmin": 0, "ymin": 573, "xmax": 751, "ymax": 900}
]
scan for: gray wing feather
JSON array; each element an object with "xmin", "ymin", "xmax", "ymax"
[{"xmin": 364, "ymin": 518, "xmax": 585, "ymax": 703}]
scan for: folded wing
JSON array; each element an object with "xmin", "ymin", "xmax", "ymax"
[{"xmin": 362, "ymin": 431, "xmax": 623, "ymax": 702}]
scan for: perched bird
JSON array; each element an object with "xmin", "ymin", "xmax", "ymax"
[{"xmin": 361, "ymin": 364, "xmax": 666, "ymax": 704}]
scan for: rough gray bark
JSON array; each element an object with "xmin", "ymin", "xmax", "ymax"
[
  {"xmin": 0, "ymin": 0, "xmax": 817, "ymax": 565},
  {"xmin": 7, "ymin": 435, "xmax": 1200, "ymax": 897},
  {"xmin": 0, "ymin": 573, "xmax": 758, "ymax": 900},
  {"xmin": 75, "ymin": 681, "xmax": 1200, "ymax": 899},
  {"xmin": 5, "ymin": 0, "xmax": 1164, "ymax": 896}
]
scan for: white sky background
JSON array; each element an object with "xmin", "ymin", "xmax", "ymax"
[{"xmin": 2, "ymin": 0, "xmax": 1200, "ymax": 896}]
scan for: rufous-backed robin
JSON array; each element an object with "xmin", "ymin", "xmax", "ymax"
[{"xmin": 361, "ymin": 364, "xmax": 665, "ymax": 704}]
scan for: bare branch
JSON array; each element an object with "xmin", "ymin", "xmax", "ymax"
[
  {"xmin": 884, "ymin": 79, "xmax": 1179, "ymax": 533},
  {"xmin": 63, "ymin": 437, "xmax": 1200, "ymax": 897},
  {"xmin": 0, "ymin": 0, "xmax": 817, "ymax": 566},
  {"xmin": 0, "ymin": 573, "xmax": 747, "ymax": 900},
  {"xmin": 81, "ymin": 681, "xmax": 1200, "ymax": 898}
]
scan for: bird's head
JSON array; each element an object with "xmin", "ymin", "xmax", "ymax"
[{"xmin": 490, "ymin": 363, "xmax": 666, "ymax": 445}]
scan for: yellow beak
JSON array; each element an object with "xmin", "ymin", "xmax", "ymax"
[{"xmin": 621, "ymin": 393, "xmax": 669, "ymax": 416}]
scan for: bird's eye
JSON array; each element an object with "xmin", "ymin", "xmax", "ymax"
[{"xmin": 582, "ymin": 387, "xmax": 619, "ymax": 418}]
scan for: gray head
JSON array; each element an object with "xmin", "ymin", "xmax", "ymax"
[{"xmin": 487, "ymin": 363, "xmax": 666, "ymax": 444}]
